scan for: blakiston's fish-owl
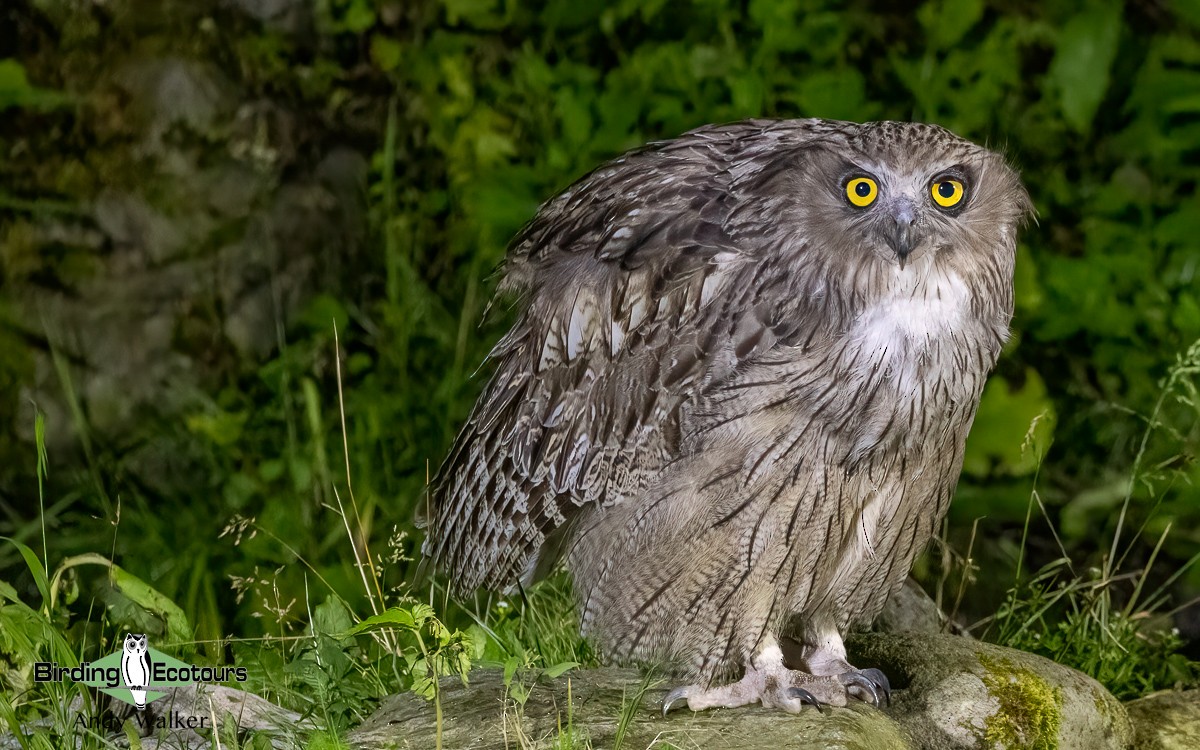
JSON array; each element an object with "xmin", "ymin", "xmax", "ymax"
[{"xmin": 424, "ymin": 118, "xmax": 1031, "ymax": 712}]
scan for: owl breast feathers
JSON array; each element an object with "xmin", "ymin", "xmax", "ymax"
[{"xmin": 424, "ymin": 118, "xmax": 1031, "ymax": 682}]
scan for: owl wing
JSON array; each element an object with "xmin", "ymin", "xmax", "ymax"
[{"xmin": 425, "ymin": 121, "xmax": 829, "ymax": 595}]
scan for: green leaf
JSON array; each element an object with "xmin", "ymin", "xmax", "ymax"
[
  {"xmin": 370, "ymin": 36, "xmax": 404, "ymax": 73},
  {"xmin": 918, "ymin": 0, "xmax": 984, "ymax": 49},
  {"xmin": 796, "ymin": 70, "xmax": 866, "ymax": 121},
  {"xmin": 1047, "ymin": 1, "xmax": 1122, "ymax": 132},
  {"xmin": 1061, "ymin": 479, "xmax": 1127, "ymax": 539},
  {"xmin": 314, "ymin": 596, "xmax": 354, "ymax": 637},
  {"xmin": 503, "ymin": 656, "xmax": 519, "ymax": 686},
  {"xmin": 543, "ymin": 661, "xmax": 579, "ymax": 679},
  {"xmin": 728, "ymin": 72, "xmax": 765, "ymax": 116},
  {"xmin": 510, "ymin": 680, "xmax": 529, "ymax": 705},
  {"xmin": 185, "ymin": 409, "xmax": 247, "ymax": 447},
  {"xmin": 108, "ymin": 564, "xmax": 194, "ymax": 646},
  {"xmin": 298, "ymin": 293, "xmax": 350, "ymax": 333},
  {"xmin": 0, "ymin": 59, "xmax": 32, "ymax": 105},
  {"xmin": 1, "ymin": 538, "xmax": 50, "ymax": 610},
  {"xmin": 345, "ymin": 604, "xmax": 435, "ymax": 635},
  {"xmin": 1169, "ymin": 0, "xmax": 1200, "ymax": 28},
  {"xmin": 963, "ymin": 368, "xmax": 1057, "ymax": 477},
  {"xmin": 347, "ymin": 608, "xmax": 416, "ymax": 634},
  {"xmin": 341, "ymin": 0, "xmax": 375, "ymax": 33},
  {"xmin": 0, "ymin": 580, "xmax": 19, "ymax": 604},
  {"xmin": 441, "ymin": 0, "xmax": 500, "ymax": 27},
  {"xmin": 0, "ymin": 58, "xmax": 69, "ymax": 111},
  {"xmin": 554, "ymin": 88, "xmax": 593, "ymax": 147}
]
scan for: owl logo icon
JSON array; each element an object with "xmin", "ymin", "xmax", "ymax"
[{"xmin": 119, "ymin": 633, "xmax": 152, "ymax": 710}]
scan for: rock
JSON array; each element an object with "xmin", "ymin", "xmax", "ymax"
[
  {"xmin": 1126, "ymin": 689, "xmax": 1200, "ymax": 749},
  {"xmin": 349, "ymin": 633, "xmax": 1133, "ymax": 750},
  {"xmin": 0, "ymin": 2, "xmax": 375, "ymax": 499},
  {"xmin": 132, "ymin": 682, "xmax": 313, "ymax": 749},
  {"xmin": 875, "ymin": 578, "xmax": 969, "ymax": 637},
  {"xmin": 847, "ymin": 632, "xmax": 1133, "ymax": 750},
  {"xmin": 0, "ymin": 684, "xmax": 309, "ymax": 750},
  {"xmin": 228, "ymin": 0, "xmax": 313, "ymax": 35},
  {"xmin": 113, "ymin": 57, "xmax": 234, "ymax": 154},
  {"xmin": 348, "ymin": 667, "xmax": 912, "ymax": 750}
]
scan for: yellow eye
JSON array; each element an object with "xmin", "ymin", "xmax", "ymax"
[
  {"xmin": 931, "ymin": 179, "xmax": 965, "ymax": 208},
  {"xmin": 845, "ymin": 177, "xmax": 878, "ymax": 207}
]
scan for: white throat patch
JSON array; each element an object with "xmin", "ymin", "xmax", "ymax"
[{"xmin": 851, "ymin": 264, "xmax": 971, "ymax": 353}]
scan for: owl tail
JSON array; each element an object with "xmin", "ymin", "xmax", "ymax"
[{"xmin": 131, "ymin": 689, "xmax": 146, "ymax": 710}]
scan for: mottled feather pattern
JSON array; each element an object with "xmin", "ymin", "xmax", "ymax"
[{"xmin": 424, "ymin": 118, "xmax": 1031, "ymax": 684}]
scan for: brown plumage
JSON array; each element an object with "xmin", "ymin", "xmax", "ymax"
[{"xmin": 423, "ymin": 118, "xmax": 1031, "ymax": 711}]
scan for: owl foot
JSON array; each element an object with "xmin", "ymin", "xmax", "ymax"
[
  {"xmin": 784, "ymin": 629, "xmax": 892, "ymax": 708},
  {"xmin": 660, "ymin": 636, "xmax": 894, "ymax": 715},
  {"xmin": 661, "ymin": 668, "xmax": 840, "ymax": 716}
]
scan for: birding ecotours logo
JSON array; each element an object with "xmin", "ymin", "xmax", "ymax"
[
  {"xmin": 120, "ymin": 633, "xmax": 152, "ymax": 709},
  {"xmin": 34, "ymin": 633, "xmax": 248, "ymax": 710}
]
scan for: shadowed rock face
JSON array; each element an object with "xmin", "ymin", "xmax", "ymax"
[
  {"xmin": 1, "ymin": 1, "xmax": 370, "ymax": 498},
  {"xmin": 347, "ymin": 633, "xmax": 1134, "ymax": 750},
  {"xmin": 1125, "ymin": 690, "xmax": 1200, "ymax": 750}
]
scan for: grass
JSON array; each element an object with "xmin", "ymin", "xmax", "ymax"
[
  {"xmin": 612, "ymin": 672, "xmax": 659, "ymax": 750},
  {"xmin": 976, "ymin": 337, "xmax": 1200, "ymax": 699},
  {"xmin": 0, "ymin": 328, "xmax": 592, "ymax": 749}
]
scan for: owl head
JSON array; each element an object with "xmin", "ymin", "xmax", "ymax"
[
  {"xmin": 123, "ymin": 633, "xmax": 148, "ymax": 653},
  {"xmin": 749, "ymin": 120, "xmax": 1033, "ymax": 313}
]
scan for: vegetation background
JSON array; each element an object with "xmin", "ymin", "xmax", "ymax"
[{"xmin": 1, "ymin": 0, "xmax": 1199, "ymax": 742}]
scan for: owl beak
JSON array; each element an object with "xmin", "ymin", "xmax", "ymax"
[{"xmin": 881, "ymin": 205, "xmax": 919, "ymax": 268}]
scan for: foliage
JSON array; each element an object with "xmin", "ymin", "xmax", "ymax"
[
  {"xmin": 990, "ymin": 337, "xmax": 1200, "ymax": 698},
  {"xmin": 0, "ymin": 59, "xmax": 70, "ymax": 112},
  {"xmin": 992, "ymin": 560, "xmax": 1197, "ymax": 700}
]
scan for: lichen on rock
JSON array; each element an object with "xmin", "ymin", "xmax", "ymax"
[{"xmin": 978, "ymin": 654, "xmax": 1064, "ymax": 750}]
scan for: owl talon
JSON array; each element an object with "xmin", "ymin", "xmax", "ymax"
[
  {"xmin": 860, "ymin": 668, "xmax": 892, "ymax": 707},
  {"xmin": 662, "ymin": 686, "xmax": 692, "ymax": 716},
  {"xmin": 837, "ymin": 668, "xmax": 892, "ymax": 708},
  {"xmin": 839, "ymin": 672, "xmax": 880, "ymax": 706},
  {"xmin": 786, "ymin": 687, "xmax": 829, "ymax": 714}
]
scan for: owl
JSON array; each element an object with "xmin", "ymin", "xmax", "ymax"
[
  {"xmin": 120, "ymin": 633, "xmax": 152, "ymax": 711},
  {"xmin": 423, "ymin": 119, "xmax": 1031, "ymax": 712}
]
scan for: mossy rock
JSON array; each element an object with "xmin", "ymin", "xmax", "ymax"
[
  {"xmin": 348, "ymin": 633, "xmax": 1133, "ymax": 750},
  {"xmin": 1125, "ymin": 689, "xmax": 1200, "ymax": 749},
  {"xmin": 847, "ymin": 632, "xmax": 1133, "ymax": 750},
  {"xmin": 348, "ymin": 666, "xmax": 910, "ymax": 750}
]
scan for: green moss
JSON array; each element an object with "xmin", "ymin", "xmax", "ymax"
[{"xmin": 979, "ymin": 655, "xmax": 1063, "ymax": 750}]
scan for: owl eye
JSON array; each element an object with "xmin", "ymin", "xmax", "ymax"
[
  {"xmin": 845, "ymin": 177, "xmax": 878, "ymax": 208},
  {"xmin": 931, "ymin": 179, "xmax": 966, "ymax": 208}
]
